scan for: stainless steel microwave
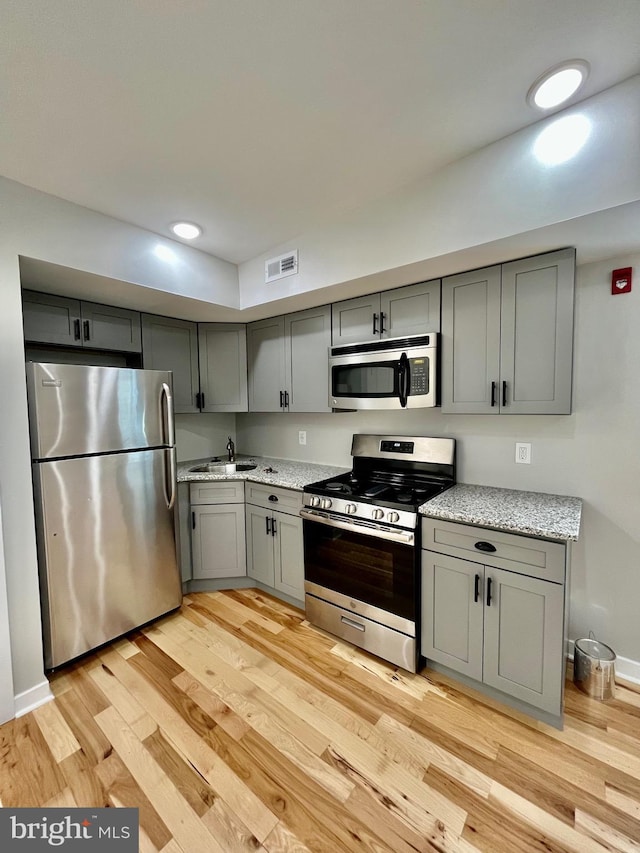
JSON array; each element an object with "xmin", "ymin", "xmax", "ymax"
[{"xmin": 329, "ymin": 334, "xmax": 438, "ymax": 410}]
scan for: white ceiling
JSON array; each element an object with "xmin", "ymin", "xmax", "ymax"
[{"xmin": 2, "ymin": 1, "xmax": 640, "ymax": 265}]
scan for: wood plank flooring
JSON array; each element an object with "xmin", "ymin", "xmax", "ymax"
[{"xmin": 1, "ymin": 589, "xmax": 639, "ymax": 852}]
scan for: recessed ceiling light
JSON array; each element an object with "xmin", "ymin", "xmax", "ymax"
[
  {"xmin": 527, "ymin": 60, "xmax": 590, "ymax": 110},
  {"xmin": 171, "ymin": 221, "xmax": 202, "ymax": 240}
]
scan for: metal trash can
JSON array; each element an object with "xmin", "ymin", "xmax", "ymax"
[{"xmin": 573, "ymin": 637, "xmax": 616, "ymax": 700}]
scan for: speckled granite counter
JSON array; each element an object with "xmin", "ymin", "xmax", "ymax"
[
  {"xmin": 177, "ymin": 455, "xmax": 349, "ymax": 491},
  {"xmin": 419, "ymin": 483, "xmax": 582, "ymax": 541}
]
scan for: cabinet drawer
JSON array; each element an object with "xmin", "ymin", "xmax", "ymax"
[
  {"xmin": 422, "ymin": 518, "xmax": 565, "ymax": 584},
  {"xmin": 245, "ymin": 483, "xmax": 303, "ymax": 515},
  {"xmin": 190, "ymin": 481, "xmax": 245, "ymax": 505}
]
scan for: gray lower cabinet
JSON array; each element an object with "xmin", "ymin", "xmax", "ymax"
[
  {"xmin": 331, "ymin": 279, "xmax": 441, "ymax": 346},
  {"xmin": 245, "ymin": 484, "xmax": 304, "ymax": 601},
  {"xmin": 441, "ymin": 248, "xmax": 575, "ymax": 414},
  {"xmin": 190, "ymin": 482, "xmax": 246, "ymax": 580},
  {"xmin": 248, "ymin": 305, "xmax": 331, "ymax": 413},
  {"xmin": 23, "ymin": 291, "xmax": 142, "ymax": 352},
  {"xmin": 421, "ymin": 518, "xmax": 567, "ymax": 719},
  {"xmin": 142, "ymin": 315, "xmax": 200, "ymax": 413}
]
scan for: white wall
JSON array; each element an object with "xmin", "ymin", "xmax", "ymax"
[
  {"xmin": 236, "ymin": 251, "xmax": 640, "ymax": 666},
  {"xmin": 239, "ymin": 76, "xmax": 640, "ymax": 309}
]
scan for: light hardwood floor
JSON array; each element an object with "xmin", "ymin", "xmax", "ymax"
[{"xmin": 1, "ymin": 589, "xmax": 639, "ymax": 852}]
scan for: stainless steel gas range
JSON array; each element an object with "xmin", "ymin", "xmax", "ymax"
[{"xmin": 301, "ymin": 434, "xmax": 456, "ymax": 672}]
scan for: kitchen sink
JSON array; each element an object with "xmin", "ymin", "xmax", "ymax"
[{"xmin": 188, "ymin": 462, "xmax": 257, "ymax": 474}]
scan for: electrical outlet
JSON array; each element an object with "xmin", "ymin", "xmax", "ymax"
[
  {"xmin": 298, "ymin": 430, "xmax": 307, "ymax": 446},
  {"xmin": 515, "ymin": 442, "xmax": 531, "ymax": 464}
]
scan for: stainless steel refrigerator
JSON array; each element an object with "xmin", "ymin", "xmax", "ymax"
[{"xmin": 27, "ymin": 362, "xmax": 182, "ymax": 669}]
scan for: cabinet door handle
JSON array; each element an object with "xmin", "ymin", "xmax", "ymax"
[
  {"xmin": 279, "ymin": 391, "xmax": 284, "ymax": 408},
  {"xmin": 200, "ymin": 392, "xmax": 205, "ymax": 409},
  {"xmin": 83, "ymin": 320, "xmax": 91, "ymax": 341},
  {"xmin": 502, "ymin": 380, "xmax": 507, "ymax": 407},
  {"xmin": 474, "ymin": 574, "xmax": 480, "ymax": 603},
  {"xmin": 74, "ymin": 319, "xmax": 81, "ymax": 341},
  {"xmin": 271, "ymin": 517, "xmax": 277, "ymax": 536},
  {"xmin": 486, "ymin": 577, "xmax": 493, "ymax": 607},
  {"xmin": 372, "ymin": 313, "xmax": 378, "ymax": 335},
  {"xmin": 191, "ymin": 511, "xmax": 196, "ymax": 530},
  {"xmin": 474, "ymin": 541, "xmax": 496, "ymax": 553},
  {"xmin": 265, "ymin": 517, "xmax": 271, "ymax": 535},
  {"xmin": 284, "ymin": 390, "xmax": 289, "ymax": 408},
  {"xmin": 268, "ymin": 495, "xmax": 278, "ymax": 502},
  {"xmin": 195, "ymin": 392, "xmax": 201, "ymax": 409},
  {"xmin": 379, "ymin": 311, "xmax": 386, "ymax": 334},
  {"xmin": 490, "ymin": 381, "xmax": 497, "ymax": 407}
]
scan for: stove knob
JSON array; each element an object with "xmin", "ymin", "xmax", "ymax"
[
  {"xmin": 372, "ymin": 508, "xmax": 384, "ymax": 520},
  {"xmin": 321, "ymin": 498, "xmax": 333, "ymax": 510},
  {"xmin": 345, "ymin": 503, "xmax": 357, "ymax": 515},
  {"xmin": 387, "ymin": 511, "xmax": 400, "ymax": 523},
  {"xmin": 309, "ymin": 496, "xmax": 321, "ymax": 508}
]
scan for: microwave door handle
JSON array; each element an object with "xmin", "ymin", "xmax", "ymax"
[{"xmin": 398, "ymin": 352, "xmax": 409, "ymax": 408}]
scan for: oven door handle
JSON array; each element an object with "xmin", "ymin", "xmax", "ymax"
[{"xmin": 300, "ymin": 509, "xmax": 415, "ymax": 545}]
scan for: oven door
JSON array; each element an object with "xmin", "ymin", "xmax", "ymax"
[
  {"xmin": 301, "ymin": 510, "xmax": 417, "ymax": 627},
  {"xmin": 329, "ymin": 344, "xmax": 436, "ymax": 410}
]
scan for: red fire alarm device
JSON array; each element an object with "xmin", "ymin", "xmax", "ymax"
[{"xmin": 611, "ymin": 267, "xmax": 632, "ymax": 295}]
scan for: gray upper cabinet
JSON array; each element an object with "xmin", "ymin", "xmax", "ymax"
[
  {"xmin": 23, "ymin": 291, "xmax": 142, "ymax": 353},
  {"xmin": 285, "ymin": 305, "xmax": 332, "ymax": 413},
  {"xmin": 141, "ymin": 315, "xmax": 200, "ymax": 413},
  {"xmin": 199, "ymin": 323, "xmax": 248, "ymax": 413},
  {"xmin": 247, "ymin": 316, "xmax": 287, "ymax": 412},
  {"xmin": 331, "ymin": 280, "xmax": 441, "ymax": 346},
  {"xmin": 441, "ymin": 248, "xmax": 575, "ymax": 414},
  {"xmin": 248, "ymin": 306, "xmax": 331, "ymax": 413}
]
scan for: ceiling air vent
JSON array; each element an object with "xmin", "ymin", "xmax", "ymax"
[{"xmin": 265, "ymin": 250, "xmax": 298, "ymax": 283}]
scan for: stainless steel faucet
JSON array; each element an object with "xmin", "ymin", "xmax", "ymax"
[{"xmin": 226, "ymin": 436, "xmax": 235, "ymax": 462}]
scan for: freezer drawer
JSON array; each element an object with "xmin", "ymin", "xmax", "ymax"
[
  {"xmin": 33, "ymin": 448, "xmax": 181, "ymax": 668},
  {"xmin": 27, "ymin": 362, "xmax": 174, "ymax": 458}
]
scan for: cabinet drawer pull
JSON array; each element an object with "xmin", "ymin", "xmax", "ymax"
[
  {"xmin": 268, "ymin": 495, "xmax": 279, "ymax": 502},
  {"xmin": 341, "ymin": 615, "xmax": 365, "ymax": 632},
  {"xmin": 474, "ymin": 541, "xmax": 497, "ymax": 553},
  {"xmin": 474, "ymin": 573, "xmax": 480, "ymax": 603},
  {"xmin": 486, "ymin": 576, "xmax": 493, "ymax": 607}
]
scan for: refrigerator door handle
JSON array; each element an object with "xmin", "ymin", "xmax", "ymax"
[
  {"xmin": 161, "ymin": 383, "xmax": 175, "ymax": 447},
  {"xmin": 164, "ymin": 448, "xmax": 177, "ymax": 510}
]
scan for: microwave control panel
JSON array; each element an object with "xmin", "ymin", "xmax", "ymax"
[{"xmin": 409, "ymin": 358, "xmax": 429, "ymax": 395}]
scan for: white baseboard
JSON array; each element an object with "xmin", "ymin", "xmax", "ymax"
[
  {"xmin": 14, "ymin": 680, "xmax": 53, "ymax": 718},
  {"xmin": 567, "ymin": 640, "xmax": 640, "ymax": 687}
]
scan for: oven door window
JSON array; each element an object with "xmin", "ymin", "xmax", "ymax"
[
  {"xmin": 303, "ymin": 519, "xmax": 415, "ymax": 621},
  {"xmin": 331, "ymin": 361, "xmax": 399, "ymax": 398}
]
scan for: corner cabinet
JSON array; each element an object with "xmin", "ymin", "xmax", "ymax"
[
  {"xmin": 23, "ymin": 291, "xmax": 142, "ymax": 353},
  {"xmin": 245, "ymin": 484, "xmax": 304, "ymax": 601},
  {"xmin": 190, "ymin": 482, "xmax": 246, "ymax": 580},
  {"xmin": 440, "ymin": 248, "xmax": 575, "ymax": 414},
  {"xmin": 142, "ymin": 315, "xmax": 248, "ymax": 414},
  {"xmin": 331, "ymin": 279, "xmax": 441, "ymax": 346},
  {"xmin": 142, "ymin": 315, "xmax": 200, "ymax": 413},
  {"xmin": 247, "ymin": 305, "xmax": 331, "ymax": 413},
  {"xmin": 421, "ymin": 518, "xmax": 568, "ymax": 723}
]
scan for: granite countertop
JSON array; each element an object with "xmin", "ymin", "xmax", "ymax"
[
  {"xmin": 419, "ymin": 483, "xmax": 582, "ymax": 541},
  {"xmin": 177, "ymin": 455, "xmax": 349, "ymax": 491}
]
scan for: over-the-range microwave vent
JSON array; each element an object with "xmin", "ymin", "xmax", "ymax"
[{"xmin": 265, "ymin": 249, "xmax": 298, "ymax": 283}]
